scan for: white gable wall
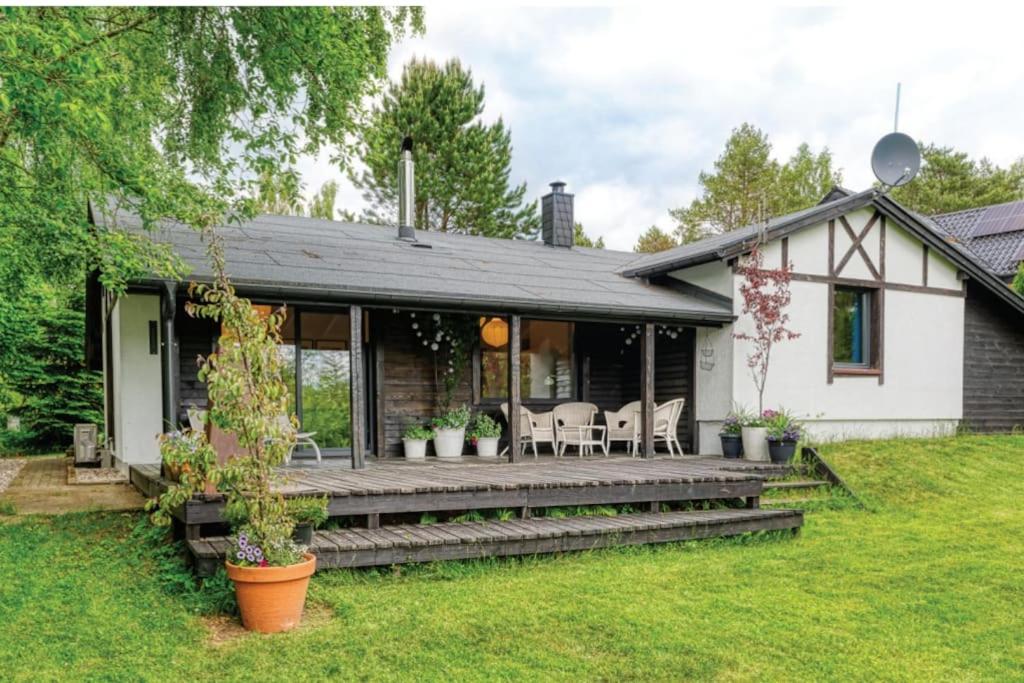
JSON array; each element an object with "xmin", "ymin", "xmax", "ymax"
[{"xmin": 679, "ymin": 208, "xmax": 965, "ymax": 453}]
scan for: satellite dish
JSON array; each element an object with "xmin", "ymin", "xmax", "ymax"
[{"xmin": 871, "ymin": 132, "xmax": 921, "ymax": 188}]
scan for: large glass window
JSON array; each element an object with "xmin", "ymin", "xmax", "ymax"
[
  {"xmin": 833, "ymin": 287, "xmax": 873, "ymax": 366},
  {"xmin": 480, "ymin": 319, "xmax": 574, "ymax": 399}
]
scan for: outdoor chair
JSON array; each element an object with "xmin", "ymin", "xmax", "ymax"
[
  {"xmin": 276, "ymin": 415, "xmax": 322, "ymax": 464},
  {"xmin": 604, "ymin": 400, "xmax": 641, "ymax": 456},
  {"xmin": 552, "ymin": 402, "xmax": 603, "ymax": 457},
  {"xmin": 500, "ymin": 403, "xmax": 556, "ymax": 457},
  {"xmin": 653, "ymin": 398, "xmax": 686, "ymax": 457}
]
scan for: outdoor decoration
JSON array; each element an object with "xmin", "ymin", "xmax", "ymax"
[
  {"xmin": 401, "ymin": 424, "xmax": 434, "ymax": 460},
  {"xmin": 734, "ymin": 245, "xmax": 799, "ymax": 461},
  {"xmin": 699, "ymin": 329, "xmax": 716, "ymax": 372},
  {"xmin": 148, "ymin": 231, "xmax": 319, "ymax": 634},
  {"xmin": 431, "ymin": 405, "xmax": 471, "ymax": 458},
  {"xmin": 406, "ymin": 312, "xmax": 477, "ymax": 410},
  {"xmin": 764, "ymin": 409, "xmax": 803, "ymax": 464},
  {"xmin": 618, "ymin": 324, "xmax": 684, "ymax": 354},
  {"xmin": 467, "ymin": 413, "xmax": 502, "ymax": 457},
  {"xmin": 718, "ymin": 410, "xmax": 745, "ymax": 458},
  {"xmin": 480, "ymin": 317, "xmax": 509, "ymax": 348}
]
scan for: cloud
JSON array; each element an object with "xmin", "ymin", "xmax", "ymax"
[{"xmin": 298, "ymin": 5, "xmax": 1024, "ymax": 251}]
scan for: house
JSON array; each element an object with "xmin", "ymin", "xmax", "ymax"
[{"xmin": 86, "ymin": 175, "xmax": 1024, "ymax": 467}]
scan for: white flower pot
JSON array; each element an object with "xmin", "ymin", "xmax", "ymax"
[
  {"xmin": 475, "ymin": 437, "xmax": 500, "ymax": 458},
  {"xmin": 402, "ymin": 439, "xmax": 427, "ymax": 460},
  {"xmin": 433, "ymin": 428, "xmax": 466, "ymax": 459},
  {"xmin": 741, "ymin": 427, "xmax": 769, "ymax": 462}
]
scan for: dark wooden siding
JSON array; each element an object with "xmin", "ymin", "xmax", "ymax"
[
  {"xmin": 176, "ymin": 300, "xmax": 217, "ymax": 426},
  {"xmin": 376, "ymin": 311, "xmax": 472, "ymax": 457},
  {"xmin": 963, "ymin": 282, "xmax": 1024, "ymax": 432}
]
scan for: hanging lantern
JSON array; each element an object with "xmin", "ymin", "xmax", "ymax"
[{"xmin": 480, "ymin": 317, "xmax": 509, "ymax": 348}]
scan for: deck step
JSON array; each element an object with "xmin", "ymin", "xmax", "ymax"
[
  {"xmin": 188, "ymin": 508, "xmax": 803, "ymax": 576},
  {"xmin": 763, "ymin": 479, "xmax": 830, "ymax": 490}
]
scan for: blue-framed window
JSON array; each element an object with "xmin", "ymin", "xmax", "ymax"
[{"xmin": 833, "ymin": 287, "xmax": 873, "ymax": 367}]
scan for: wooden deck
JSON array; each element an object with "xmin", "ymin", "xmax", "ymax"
[
  {"xmin": 189, "ymin": 508, "xmax": 803, "ymax": 576},
  {"xmin": 131, "ymin": 456, "xmax": 805, "ymax": 571}
]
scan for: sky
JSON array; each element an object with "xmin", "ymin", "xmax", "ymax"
[{"xmin": 300, "ymin": 5, "xmax": 1024, "ymax": 251}]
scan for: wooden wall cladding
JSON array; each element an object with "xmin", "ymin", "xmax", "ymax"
[{"xmin": 962, "ymin": 282, "xmax": 1024, "ymax": 432}]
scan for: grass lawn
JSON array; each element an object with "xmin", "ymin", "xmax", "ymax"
[{"xmin": 1, "ymin": 435, "xmax": 1022, "ymax": 681}]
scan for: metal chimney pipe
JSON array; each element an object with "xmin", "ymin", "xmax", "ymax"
[{"xmin": 397, "ymin": 136, "xmax": 416, "ymax": 241}]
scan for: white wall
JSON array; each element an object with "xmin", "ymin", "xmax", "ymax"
[
  {"xmin": 109, "ymin": 294, "xmax": 163, "ymax": 466},
  {"xmin": 679, "ymin": 209, "xmax": 966, "ymax": 453}
]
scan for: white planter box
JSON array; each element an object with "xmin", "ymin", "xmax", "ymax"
[
  {"xmin": 475, "ymin": 437, "xmax": 500, "ymax": 457},
  {"xmin": 402, "ymin": 439, "xmax": 427, "ymax": 460},
  {"xmin": 433, "ymin": 428, "xmax": 466, "ymax": 459},
  {"xmin": 741, "ymin": 427, "xmax": 769, "ymax": 462}
]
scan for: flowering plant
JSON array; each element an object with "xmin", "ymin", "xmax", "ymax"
[
  {"xmin": 763, "ymin": 408, "xmax": 802, "ymax": 442},
  {"xmin": 432, "ymin": 404, "xmax": 472, "ymax": 431},
  {"xmin": 467, "ymin": 413, "xmax": 501, "ymax": 443},
  {"xmin": 719, "ymin": 414, "xmax": 744, "ymax": 436},
  {"xmin": 147, "ymin": 429, "xmax": 217, "ymax": 525}
]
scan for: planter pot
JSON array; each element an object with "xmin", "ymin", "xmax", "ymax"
[
  {"xmin": 741, "ymin": 427, "xmax": 769, "ymax": 462},
  {"xmin": 719, "ymin": 434, "xmax": 744, "ymax": 459},
  {"xmin": 475, "ymin": 437, "xmax": 500, "ymax": 458},
  {"xmin": 292, "ymin": 523, "xmax": 314, "ymax": 546},
  {"xmin": 433, "ymin": 427, "xmax": 466, "ymax": 459},
  {"xmin": 226, "ymin": 553, "xmax": 316, "ymax": 634},
  {"xmin": 402, "ymin": 438, "xmax": 428, "ymax": 460},
  {"xmin": 767, "ymin": 439, "xmax": 798, "ymax": 464}
]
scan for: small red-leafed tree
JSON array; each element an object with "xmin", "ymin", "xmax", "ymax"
[{"xmin": 734, "ymin": 246, "xmax": 800, "ymax": 414}]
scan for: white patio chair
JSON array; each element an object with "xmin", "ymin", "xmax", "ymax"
[
  {"xmin": 553, "ymin": 402, "xmax": 601, "ymax": 457},
  {"xmin": 500, "ymin": 403, "xmax": 556, "ymax": 458},
  {"xmin": 276, "ymin": 415, "xmax": 322, "ymax": 464},
  {"xmin": 604, "ymin": 400, "xmax": 641, "ymax": 456},
  {"xmin": 653, "ymin": 398, "xmax": 686, "ymax": 457}
]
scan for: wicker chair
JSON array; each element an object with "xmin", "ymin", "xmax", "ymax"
[
  {"xmin": 653, "ymin": 398, "xmax": 686, "ymax": 457},
  {"xmin": 499, "ymin": 403, "xmax": 556, "ymax": 458},
  {"xmin": 604, "ymin": 400, "xmax": 641, "ymax": 456},
  {"xmin": 553, "ymin": 402, "xmax": 602, "ymax": 457}
]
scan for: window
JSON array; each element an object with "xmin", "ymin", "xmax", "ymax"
[
  {"xmin": 831, "ymin": 286, "xmax": 878, "ymax": 372},
  {"xmin": 480, "ymin": 319, "xmax": 574, "ymax": 400}
]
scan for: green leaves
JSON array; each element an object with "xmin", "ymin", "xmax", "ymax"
[
  {"xmin": 352, "ymin": 57, "xmax": 538, "ymax": 239},
  {"xmin": 890, "ymin": 143, "xmax": 1024, "ymax": 215},
  {"xmin": 670, "ymin": 123, "xmax": 842, "ymax": 240}
]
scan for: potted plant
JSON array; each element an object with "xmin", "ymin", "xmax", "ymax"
[
  {"xmin": 402, "ymin": 424, "xmax": 434, "ymax": 460},
  {"xmin": 468, "ymin": 413, "xmax": 501, "ymax": 457},
  {"xmin": 764, "ymin": 409, "xmax": 802, "ymax": 464},
  {"xmin": 741, "ymin": 412, "xmax": 770, "ymax": 462},
  {"xmin": 287, "ymin": 496, "xmax": 329, "ymax": 545},
  {"xmin": 150, "ymin": 232, "xmax": 315, "ymax": 634},
  {"xmin": 157, "ymin": 428, "xmax": 215, "ymax": 484},
  {"xmin": 431, "ymin": 405, "xmax": 471, "ymax": 459},
  {"xmin": 718, "ymin": 411, "xmax": 745, "ymax": 459}
]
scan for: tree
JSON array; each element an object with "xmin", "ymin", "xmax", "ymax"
[
  {"xmin": 891, "ymin": 144, "xmax": 1024, "ymax": 215},
  {"xmin": 308, "ymin": 181, "xmax": 340, "ymax": 221},
  {"xmin": 733, "ymin": 247, "xmax": 800, "ymax": 415},
  {"xmin": 573, "ymin": 223, "xmax": 605, "ymax": 249},
  {"xmin": 0, "ymin": 8, "xmax": 421, "ymax": 448},
  {"xmin": 352, "ymin": 58, "xmax": 539, "ymax": 238},
  {"xmin": 1013, "ymin": 263, "xmax": 1024, "ymax": 297},
  {"xmin": 670, "ymin": 123, "xmax": 842, "ymax": 240},
  {"xmin": 634, "ymin": 225, "xmax": 678, "ymax": 253}
]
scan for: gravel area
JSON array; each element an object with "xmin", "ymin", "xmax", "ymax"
[{"xmin": 0, "ymin": 459, "xmax": 26, "ymax": 495}]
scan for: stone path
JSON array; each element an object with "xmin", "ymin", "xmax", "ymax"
[
  {"xmin": 1, "ymin": 456, "xmax": 145, "ymax": 516},
  {"xmin": 0, "ymin": 458, "xmax": 26, "ymax": 495}
]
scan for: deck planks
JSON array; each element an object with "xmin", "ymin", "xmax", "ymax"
[{"xmin": 188, "ymin": 508, "xmax": 803, "ymax": 575}]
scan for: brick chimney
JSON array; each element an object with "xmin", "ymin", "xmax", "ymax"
[{"xmin": 541, "ymin": 181, "xmax": 573, "ymax": 248}]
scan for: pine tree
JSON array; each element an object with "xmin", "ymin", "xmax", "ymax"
[
  {"xmin": 634, "ymin": 226, "xmax": 678, "ymax": 253},
  {"xmin": 669, "ymin": 124, "xmax": 842, "ymax": 241},
  {"xmin": 573, "ymin": 223, "xmax": 605, "ymax": 249},
  {"xmin": 308, "ymin": 181, "xmax": 340, "ymax": 220},
  {"xmin": 891, "ymin": 144, "xmax": 1024, "ymax": 215},
  {"xmin": 352, "ymin": 58, "xmax": 539, "ymax": 238}
]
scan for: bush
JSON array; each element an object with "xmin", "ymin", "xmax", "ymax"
[{"xmin": 402, "ymin": 424, "xmax": 435, "ymax": 441}]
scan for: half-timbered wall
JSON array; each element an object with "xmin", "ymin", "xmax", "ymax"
[
  {"xmin": 963, "ymin": 281, "xmax": 1024, "ymax": 432},
  {"xmin": 677, "ymin": 208, "xmax": 965, "ymax": 453}
]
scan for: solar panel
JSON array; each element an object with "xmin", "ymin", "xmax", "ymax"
[{"xmin": 970, "ymin": 201, "xmax": 1024, "ymax": 237}]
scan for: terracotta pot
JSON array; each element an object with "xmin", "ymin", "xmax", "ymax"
[{"xmin": 226, "ymin": 553, "xmax": 316, "ymax": 633}]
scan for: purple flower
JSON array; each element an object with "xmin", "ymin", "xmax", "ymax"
[
  {"xmin": 236, "ymin": 551, "xmax": 245, "ymax": 560},
  {"xmin": 253, "ymin": 547, "xmax": 263, "ymax": 560},
  {"xmin": 237, "ymin": 533, "xmax": 248, "ymax": 547}
]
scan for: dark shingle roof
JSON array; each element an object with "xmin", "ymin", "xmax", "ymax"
[
  {"xmin": 621, "ymin": 189, "xmax": 876, "ymax": 277},
  {"xmin": 93, "ymin": 205, "xmax": 732, "ymax": 324},
  {"xmin": 931, "ymin": 200, "xmax": 1024, "ymax": 278}
]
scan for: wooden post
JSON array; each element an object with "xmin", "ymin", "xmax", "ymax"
[
  {"xmin": 350, "ymin": 305, "xmax": 366, "ymax": 469},
  {"xmin": 640, "ymin": 322, "xmax": 655, "ymax": 458},
  {"xmin": 507, "ymin": 314, "xmax": 522, "ymax": 463},
  {"xmin": 159, "ymin": 281, "xmax": 178, "ymax": 432}
]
